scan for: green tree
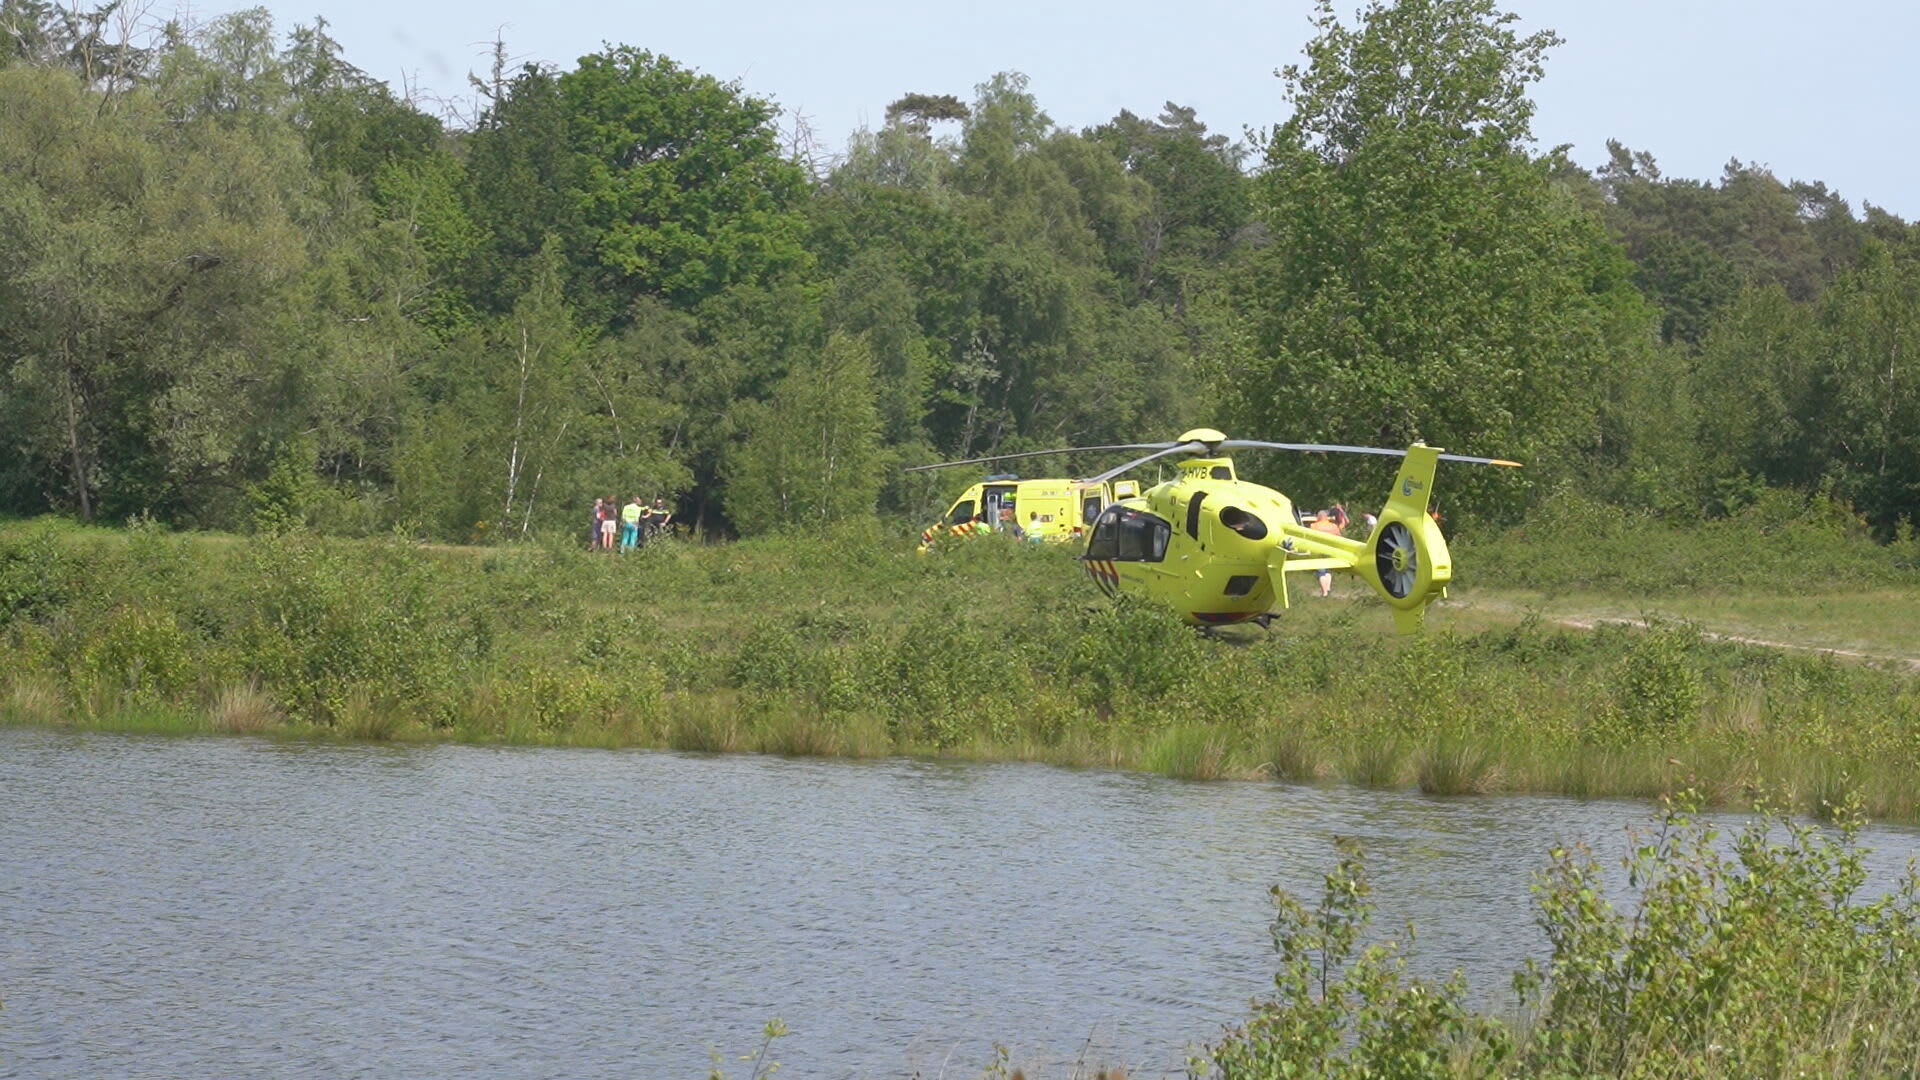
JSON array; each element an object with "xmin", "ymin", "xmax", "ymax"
[
  {"xmin": 393, "ymin": 241, "xmax": 687, "ymax": 541},
  {"xmin": 467, "ymin": 46, "xmax": 812, "ymax": 322},
  {"xmin": 1089, "ymin": 103, "xmax": 1250, "ymax": 304},
  {"xmin": 0, "ymin": 0, "xmax": 151, "ymax": 87},
  {"xmin": 883, "ymin": 91, "xmax": 967, "ymax": 133},
  {"xmin": 723, "ymin": 332, "xmax": 883, "ymax": 535},
  {"xmin": 1216, "ymin": 0, "xmax": 1646, "ymax": 517},
  {"xmin": 462, "ymin": 63, "xmax": 583, "ymax": 314},
  {"xmin": 562, "ymin": 46, "xmax": 812, "ymax": 309},
  {"xmin": 1594, "ymin": 143, "xmax": 1864, "ymax": 347},
  {"xmin": 0, "ymin": 59, "xmax": 309, "ymax": 521},
  {"xmin": 1696, "ymin": 247, "xmax": 1920, "ymax": 529},
  {"xmin": 1692, "ymin": 283, "xmax": 1814, "ymax": 502},
  {"xmin": 1816, "ymin": 249, "xmax": 1920, "ymax": 527}
]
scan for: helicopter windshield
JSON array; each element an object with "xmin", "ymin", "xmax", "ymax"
[{"xmin": 1085, "ymin": 507, "xmax": 1170, "ymax": 562}]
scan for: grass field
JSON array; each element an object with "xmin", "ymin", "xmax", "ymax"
[{"xmin": 3, "ymin": 504, "xmax": 1918, "ymax": 819}]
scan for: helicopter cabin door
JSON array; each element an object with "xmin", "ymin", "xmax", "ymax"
[
  {"xmin": 1081, "ymin": 505, "xmax": 1175, "ymax": 597},
  {"xmin": 982, "ymin": 484, "xmax": 1017, "ymax": 532}
]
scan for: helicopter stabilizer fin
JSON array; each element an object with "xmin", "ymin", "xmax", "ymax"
[{"xmin": 1384, "ymin": 444, "xmax": 1439, "ymax": 522}]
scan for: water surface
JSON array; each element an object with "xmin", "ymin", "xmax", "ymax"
[{"xmin": 2, "ymin": 731, "xmax": 1912, "ymax": 1078}]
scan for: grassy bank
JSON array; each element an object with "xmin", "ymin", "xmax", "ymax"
[{"xmin": 3, "ymin": 509, "xmax": 1918, "ymax": 819}]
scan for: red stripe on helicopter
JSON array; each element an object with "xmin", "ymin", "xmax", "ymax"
[{"xmin": 1082, "ymin": 559, "xmax": 1119, "ymax": 597}]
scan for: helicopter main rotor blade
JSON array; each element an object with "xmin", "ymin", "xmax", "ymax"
[
  {"xmin": 1219, "ymin": 440, "xmax": 1523, "ymax": 468},
  {"xmin": 1079, "ymin": 442, "xmax": 1208, "ymax": 485},
  {"xmin": 901, "ymin": 443, "xmax": 1180, "ymax": 474}
]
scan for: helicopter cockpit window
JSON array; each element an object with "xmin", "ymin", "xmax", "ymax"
[
  {"xmin": 1085, "ymin": 507, "xmax": 1171, "ymax": 563},
  {"xmin": 1185, "ymin": 492, "xmax": 1207, "ymax": 540},
  {"xmin": 947, "ymin": 500, "xmax": 976, "ymax": 526}
]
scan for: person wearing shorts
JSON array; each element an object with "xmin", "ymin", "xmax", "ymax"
[
  {"xmin": 599, "ymin": 497, "xmax": 618, "ymax": 552},
  {"xmin": 1309, "ymin": 509, "xmax": 1344, "ymax": 596}
]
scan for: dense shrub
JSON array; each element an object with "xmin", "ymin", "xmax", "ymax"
[
  {"xmin": 1204, "ymin": 794, "xmax": 1920, "ymax": 1078},
  {"xmin": 1461, "ymin": 488, "xmax": 1920, "ymax": 593}
]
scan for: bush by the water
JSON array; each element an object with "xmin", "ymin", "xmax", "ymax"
[{"xmin": 1203, "ymin": 793, "xmax": 1920, "ymax": 1078}]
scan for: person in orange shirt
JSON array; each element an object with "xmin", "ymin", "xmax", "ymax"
[{"xmin": 1309, "ymin": 508, "xmax": 1344, "ymax": 597}]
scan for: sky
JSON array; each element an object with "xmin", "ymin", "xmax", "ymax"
[{"xmin": 181, "ymin": 0, "xmax": 1920, "ymax": 217}]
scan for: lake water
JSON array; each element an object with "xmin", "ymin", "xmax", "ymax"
[{"xmin": 3, "ymin": 730, "xmax": 1915, "ymax": 1078}]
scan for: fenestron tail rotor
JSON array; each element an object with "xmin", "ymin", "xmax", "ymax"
[
  {"xmin": 1354, "ymin": 445, "xmax": 1463, "ymax": 633},
  {"xmin": 1375, "ymin": 521, "xmax": 1418, "ymax": 599}
]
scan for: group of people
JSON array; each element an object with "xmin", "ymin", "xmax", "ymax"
[{"xmin": 591, "ymin": 496, "xmax": 673, "ymax": 552}]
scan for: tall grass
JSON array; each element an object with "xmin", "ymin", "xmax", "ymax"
[
  {"xmin": 1413, "ymin": 736, "xmax": 1497, "ymax": 795},
  {"xmin": 2, "ymin": 516, "xmax": 1918, "ymax": 818},
  {"xmin": 1142, "ymin": 725, "xmax": 1233, "ymax": 780}
]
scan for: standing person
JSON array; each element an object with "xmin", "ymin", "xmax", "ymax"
[
  {"xmin": 599, "ymin": 496, "xmax": 619, "ymax": 553},
  {"xmin": 620, "ymin": 496, "xmax": 643, "ymax": 552},
  {"xmin": 1025, "ymin": 510, "xmax": 1045, "ymax": 542},
  {"xmin": 589, "ymin": 498, "xmax": 605, "ymax": 550},
  {"xmin": 650, "ymin": 497, "xmax": 672, "ymax": 541},
  {"xmin": 1309, "ymin": 509, "xmax": 1344, "ymax": 597}
]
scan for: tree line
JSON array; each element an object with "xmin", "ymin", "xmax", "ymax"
[{"xmin": 2, "ymin": 0, "xmax": 1915, "ymax": 540}]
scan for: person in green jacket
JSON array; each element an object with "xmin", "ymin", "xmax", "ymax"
[{"xmin": 620, "ymin": 496, "xmax": 643, "ymax": 552}]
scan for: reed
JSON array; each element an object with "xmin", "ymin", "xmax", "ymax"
[
  {"xmin": 210, "ymin": 681, "xmax": 280, "ymax": 734},
  {"xmin": 335, "ymin": 690, "xmax": 403, "ymax": 741},
  {"xmin": 1141, "ymin": 725, "xmax": 1232, "ymax": 781},
  {"xmin": 1262, "ymin": 726, "xmax": 1325, "ymax": 783},
  {"xmin": 1340, "ymin": 739, "xmax": 1408, "ymax": 789},
  {"xmin": 667, "ymin": 700, "xmax": 747, "ymax": 754},
  {"xmin": 751, "ymin": 707, "xmax": 843, "ymax": 758},
  {"xmin": 2, "ymin": 676, "xmax": 65, "ymax": 725},
  {"xmin": 1413, "ymin": 735, "xmax": 1498, "ymax": 795}
]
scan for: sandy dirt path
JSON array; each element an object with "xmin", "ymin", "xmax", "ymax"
[{"xmin": 1456, "ymin": 596, "xmax": 1920, "ymax": 671}]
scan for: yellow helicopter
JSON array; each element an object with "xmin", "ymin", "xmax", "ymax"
[{"xmin": 906, "ymin": 428, "xmax": 1520, "ymax": 633}]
